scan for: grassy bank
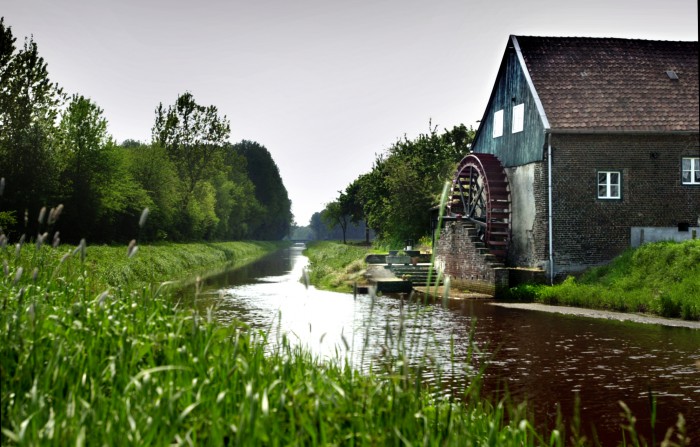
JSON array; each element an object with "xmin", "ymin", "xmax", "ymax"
[
  {"xmin": 506, "ymin": 240, "xmax": 700, "ymax": 321},
  {"xmin": 87, "ymin": 240, "xmax": 283, "ymax": 291},
  {"xmin": 303, "ymin": 241, "xmax": 372, "ymax": 292},
  {"xmin": 2, "ymin": 238, "xmax": 689, "ymax": 445},
  {"xmin": 6, "ymin": 240, "xmax": 282, "ymax": 295},
  {"xmin": 0, "ymin": 238, "xmax": 590, "ymax": 446}
]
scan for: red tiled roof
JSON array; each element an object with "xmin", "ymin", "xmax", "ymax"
[{"xmin": 514, "ymin": 36, "xmax": 699, "ymax": 132}]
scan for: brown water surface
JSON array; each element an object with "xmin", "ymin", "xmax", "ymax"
[{"xmin": 188, "ymin": 245, "xmax": 700, "ymax": 444}]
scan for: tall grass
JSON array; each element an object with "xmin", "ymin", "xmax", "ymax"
[
  {"xmin": 303, "ymin": 241, "xmax": 372, "ymax": 292},
  {"xmin": 1, "ymin": 230, "xmax": 689, "ymax": 444},
  {"xmin": 86, "ymin": 241, "xmax": 282, "ymax": 290},
  {"xmin": 1, "ymin": 228, "xmax": 582, "ymax": 445},
  {"xmin": 505, "ymin": 240, "xmax": 700, "ymax": 321}
]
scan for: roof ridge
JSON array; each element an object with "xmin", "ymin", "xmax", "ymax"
[{"xmin": 512, "ymin": 34, "xmax": 698, "ymax": 44}]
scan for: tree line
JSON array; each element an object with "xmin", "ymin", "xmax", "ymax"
[
  {"xmin": 0, "ymin": 18, "xmax": 292, "ymax": 243},
  {"xmin": 318, "ymin": 122, "xmax": 474, "ymax": 247}
]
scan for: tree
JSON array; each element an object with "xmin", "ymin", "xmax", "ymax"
[
  {"xmin": 309, "ymin": 212, "xmax": 326, "ymax": 240},
  {"xmin": 347, "ymin": 123, "xmax": 474, "ymax": 246},
  {"xmin": 187, "ymin": 181, "xmax": 219, "ymax": 239},
  {"xmin": 56, "ymin": 94, "xmax": 149, "ymax": 242},
  {"xmin": 152, "ymin": 92, "xmax": 230, "ymax": 193},
  {"xmin": 290, "ymin": 224, "xmax": 314, "ymax": 241},
  {"xmin": 122, "ymin": 141, "xmax": 179, "ymax": 241},
  {"xmin": 321, "ymin": 200, "xmax": 350, "ymax": 244},
  {"xmin": 0, "ymin": 18, "xmax": 64, "ymax": 237},
  {"xmin": 343, "ymin": 179, "xmax": 370, "ymax": 244},
  {"xmin": 354, "ymin": 158, "xmax": 390, "ymax": 238},
  {"xmin": 55, "ymin": 94, "xmax": 109, "ymax": 238},
  {"xmin": 93, "ymin": 143, "xmax": 152, "ymax": 242},
  {"xmin": 212, "ymin": 145, "xmax": 263, "ymax": 240},
  {"xmin": 232, "ymin": 140, "xmax": 292, "ymax": 240},
  {"xmin": 152, "ymin": 92, "xmax": 231, "ymax": 239}
]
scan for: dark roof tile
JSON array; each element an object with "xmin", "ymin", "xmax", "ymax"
[{"xmin": 515, "ymin": 36, "xmax": 699, "ymax": 131}]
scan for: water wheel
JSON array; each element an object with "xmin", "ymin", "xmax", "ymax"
[{"xmin": 447, "ymin": 153, "xmax": 511, "ymax": 260}]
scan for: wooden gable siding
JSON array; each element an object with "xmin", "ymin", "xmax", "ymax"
[{"xmin": 472, "ymin": 45, "xmax": 547, "ymax": 168}]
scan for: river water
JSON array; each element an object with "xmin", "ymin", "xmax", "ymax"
[{"xmin": 186, "ymin": 245, "xmax": 700, "ymax": 444}]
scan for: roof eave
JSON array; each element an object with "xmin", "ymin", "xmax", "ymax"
[
  {"xmin": 512, "ymin": 35, "xmax": 551, "ymax": 132},
  {"xmin": 549, "ymin": 129, "xmax": 700, "ymax": 135}
]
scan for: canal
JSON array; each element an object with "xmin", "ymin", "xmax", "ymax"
[{"xmin": 186, "ymin": 245, "xmax": 700, "ymax": 444}]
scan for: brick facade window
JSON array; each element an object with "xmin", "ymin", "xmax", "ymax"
[
  {"xmin": 681, "ymin": 157, "xmax": 700, "ymax": 185},
  {"xmin": 597, "ymin": 171, "xmax": 621, "ymax": 199}
]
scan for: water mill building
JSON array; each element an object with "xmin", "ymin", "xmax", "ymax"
[{"xmin": 436, "ymin": 35, "xmax": 699, "ymax": 293}]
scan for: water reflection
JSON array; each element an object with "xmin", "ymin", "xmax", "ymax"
[{"xmin": 185, "ymin": 246, "xmax": 700, "ymax": 443}]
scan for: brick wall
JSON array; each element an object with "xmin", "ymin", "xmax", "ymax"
[
  {"xmin": 435, "ymin": 222, "xmax": 509, "ymax": 295},
  {"xmin": 549, "ymin": 133, "xmax": 700, "ymax": 273}
]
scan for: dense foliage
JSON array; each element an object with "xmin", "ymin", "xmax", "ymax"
[
  {"xmin": 504, "ymin": 240, "xmax": 700, "ymax": 321},
  {"xmin": 232, "ymin": 140, "xmax": 292, "ymax": 240},
  {"xmin": 318, "ymin": 123, "xmax": 474, "ymax": 247},
  {"xmin": 0, "ymin": 18, "xmax": 292, "ymax": 243}
]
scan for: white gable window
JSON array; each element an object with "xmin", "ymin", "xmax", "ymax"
[
  {"xmin": 512, "ymin": 103, "xmax": 524, "ymax": 133},
  {"xmin": 492, "ymin": 109, "xmax": 503, "ymax": 138},
  {"xmin": 597, "ymin": 171, "xmax": 621, "ymax": 199},
  {"xmin": 682, "ymin": 157, "xmax": 700, "ymax": 185}
]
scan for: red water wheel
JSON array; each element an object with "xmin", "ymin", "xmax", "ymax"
[{"xmin": 447, "ymin": 153, "xmax": 511, "ymax": 261}]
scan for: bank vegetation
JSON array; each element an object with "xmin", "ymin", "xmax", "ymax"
[
  {"xmin": 1, "ymin": 235, "xmax": 619, "ymax": 446},
  {"xmin": 507, "ymin": 240, "xmax": 700, "ymax": 321}
]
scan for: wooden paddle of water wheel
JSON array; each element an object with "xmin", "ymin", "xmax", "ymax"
[{"xmin": 447, "ymin": 153, "xmax": 511, "ymax": 261}]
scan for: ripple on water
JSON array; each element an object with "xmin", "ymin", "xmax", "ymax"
[{"xmin": 185, "ymin": 247, "xmax": 700, "ymax": 445}]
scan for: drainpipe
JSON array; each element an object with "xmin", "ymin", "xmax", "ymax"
[{"xmin": 546, "ymin": 131, "xmax": 554, "ymax": 285}]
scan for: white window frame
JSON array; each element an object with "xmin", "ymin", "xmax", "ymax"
[
  {"xmin": 681, "ymin": 157, "xmax": 700, "ymax": 185},
  {"xmin": 512, "ymin": 103, "xmax": 524, "ymax": 133},
  {"xmin": 492, "ymin": 109, "xmax": 503, "ymax": 138},
  {"xmin": 597, "ymin": 171, "xmax": 621, "ymax": 200}
]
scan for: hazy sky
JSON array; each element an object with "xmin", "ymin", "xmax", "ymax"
[{"xmin": 3, "ymin": 0, "xmax": 698, "ymax": 225}]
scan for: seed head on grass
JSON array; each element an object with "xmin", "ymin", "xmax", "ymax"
[
  {"xmin": 127, "ymin": 239, "xmax": 138, "ymax": 258},
  {"xmin": 38, "ymin": 207, "xmax": 47, "ymax": 225},
  {"xmin": 95, "ymin": 291, "xmax": 110, "ymax": 308},
  {"xmin": 36, "ymin": 232, "xmax": 48, "ymax": 250},
  {"xmin": 27, "ymin": 302, "xmax": 35, "ymax": 323},
  {"xmin": 139, "ymin": 207, "xmax": 149, "ymax": 228},
  {"xmin": 48, "ymin": 204, "xmax": 64, "ymax": 225},
  {"xmin": 72, "ymin": 238, "xmax": 86, "ymax": 263},
  {"xmin": 13, "ymin": 266, "xmax": 23, "ymax": 285}
]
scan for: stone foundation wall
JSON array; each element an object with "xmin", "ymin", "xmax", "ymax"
[{"xmin": 435, "ymin": 221, "xmax": 509, "ymax": 296}]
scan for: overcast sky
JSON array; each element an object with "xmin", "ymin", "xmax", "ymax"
[{"xmin": 3, "ymin": 0, "xmax": 698, "ymax": 225}]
